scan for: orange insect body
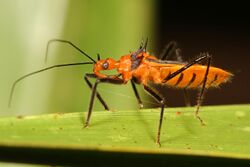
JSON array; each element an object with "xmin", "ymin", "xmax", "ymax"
[
  {"xmin": 94, "ymin": 52, "xmax": 232, "ymax": 89},
  {"xmin": 138, "ymin": 61, "xmax": 232, "ymax": 89}
]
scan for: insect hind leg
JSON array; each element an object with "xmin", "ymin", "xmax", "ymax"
[
  {"xmin": 183, "ymin": 89, "xmax": 191, "ymax": 107},
  {"xmin": 195, "ymin": 53, "xmax": 211, "ymax": 126},
  {"xmin": 162, "ymin": 52, "xmax": 212, "ymax": 125}
]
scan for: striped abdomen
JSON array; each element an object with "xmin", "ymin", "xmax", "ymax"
[{"xmin": 160, "ymin": 64, "xmax": 233, "ymax": 89}]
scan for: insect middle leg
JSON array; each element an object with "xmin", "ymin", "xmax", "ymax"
[
  {"xmin": 131, "ymin": 80, "xmax": 143, "ymax": 109},
  {"xmin": 143, "ymin": 84, "xmax": 165, "ymax": 146}
]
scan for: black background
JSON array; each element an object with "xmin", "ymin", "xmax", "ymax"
[{"xmin": 155, "ymin": 1, "xmax": 250, "ymax": 107}]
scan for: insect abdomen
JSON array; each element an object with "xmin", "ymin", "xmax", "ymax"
[{"xmin": 162, "ymin": 65, "xmax": 233, "ymax": 89}]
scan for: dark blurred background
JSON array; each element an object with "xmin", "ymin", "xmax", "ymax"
[{"xmin": 155, "ymin": 0, "xmax": 250, "ymax": 106}]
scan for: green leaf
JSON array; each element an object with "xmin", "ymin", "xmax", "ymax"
[{"xmin": 0, "ymin": 104, "xmax": 250, "ymax": 166}]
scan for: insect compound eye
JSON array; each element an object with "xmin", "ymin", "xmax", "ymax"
[{"xmin": 102, "ymin": 61, "xmax": 109, "ymax": 69}]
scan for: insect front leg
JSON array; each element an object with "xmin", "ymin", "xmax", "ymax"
[
  {"xmin": 84, "ymin": 74, "xmax": 110, "ymax": 111},
  {"xmin": 84, "ymin": 74, "xmax": 125, "ymax": 127},
  {"xmin": 143, "ymin": 84, "xmax": 165, "ymax": 147}
]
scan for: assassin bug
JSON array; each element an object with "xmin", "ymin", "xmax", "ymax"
[{"xmin": 9, "ymin": 38, "xmax": 233, "ymax": 146}]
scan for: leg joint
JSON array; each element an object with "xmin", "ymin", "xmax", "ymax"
[
  {"xmin": 159, "ymin": 99, "xmax": 166, "ymax": 106},
  {"xmin": 200, "ymin": 52, "xmax": 212, "ymax": 59}
]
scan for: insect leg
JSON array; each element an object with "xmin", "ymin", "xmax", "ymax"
[
  {"xmin": 159, "ymin": 41, "xmax": 179, "ymax": 61},
  {"xmin": 84, "ymin": 74, "xmax": 110, "ymax": 111},
  {"xmin": 84, "ymin": 74, "xmax": 125, "ymax": 127},
  {"xmin": 160, "ymin": 42, "xmax": 191, "ymax": 106},
  {"xmin": 143, "ymin": 85, "xmax": 165, "ymax": 146},
  {"xmin": 163, "ymin": 53, "xmax": 212, "ymax": 125},
  {"xmin": 131, "ymin": 80, "xmax": 143, "ymax": 109},
  {"xmin": 183, "ymin": 89, "xmax": 191, "ymax": 107},
  {"xmin": 195, "ymin": 53, "xmax": 211, "ymax": 125},
  {"xmin": 174, "ymin": 49, "xmax": 191, "ymax": 106},
  {"xmin": 163, "ymin": 53, "xmax": 211, "ymax": 82},
  {"xmin": 173, "ymin": 49, "xmax": 191, "ymax": 106}
]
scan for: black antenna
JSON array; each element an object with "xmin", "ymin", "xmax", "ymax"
[
  {"xmin": 8, "ymin": 62, "xmax": 93, "ymax": 107},
  {"xmin": 45, "ymin": 39, "xmax": 96, "ymax": 63}
]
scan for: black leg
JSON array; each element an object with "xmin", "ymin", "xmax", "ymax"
[
  {"xmin": 143, "ymin": 85, "xmax": 165, "ymax": 146},
  {"xmin": 160, "ymin": 42, "xmax": 190, "ymax": 106},
  {"xmin": 195, "ymin": 54, "xmax": 211, "ymax": 125},
  {"xmin": 84, "ymin": 74, "xmax": 125, "ymax": 127},
  {"xmin": 84, "ymin": 74, "xmax": 109, "ymax": 111},
  {"xmin": 163, "ymin": 53, "xmax": 211, "ymax": 82},
  {"xmin": 178, "ymin": 49, "xmax": 191, "ymax": 107},
  {"xmin": 84, "ymin": 79, "xmax": 99, "ymax": 127},
  {"xmin": 183, "ymin": 89, "xmax": 191, "ymax": 107},
  {"xmin": 159, "ymin": 41, "xmax": 180, "ymax": 61},
  {"xmin": 131, "ymin": 80, "xmax": 143, "ymax": 108},
  {"xmin": 163, "ymin": 53, "xmax": 212, "ymax": 125}
]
